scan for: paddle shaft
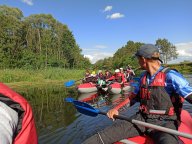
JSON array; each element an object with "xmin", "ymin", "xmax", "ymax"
[
  {"xmin": 75, "ymin": 75, "xmax": 95, "ymax": 82},
  {"xmin": 75, "ymin": 78, "xmax": 83, "ymax": 82},
  {"xmin": 65, "ymin": 76, "xmax": 92, "ymax": 87},
  {"xmin": 99, "ymin": 111, "xmax": 192, "ymax": 139},
  {"xmin": 66, "ymin": 98, "xmax": 192, "ymax": 139}
]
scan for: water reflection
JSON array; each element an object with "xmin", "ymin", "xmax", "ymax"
[{"xmin": 15, "ymin": 85, "xmax": 78, "ymax": 142}]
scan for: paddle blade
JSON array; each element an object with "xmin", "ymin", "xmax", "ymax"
[
  {"xmin": 130, "ymin": 82, "xmax": 139, "ymax": 87},
  {"xmin": 73, "ymin": 100, "xmax": 99, "ymax": 117},
  {"xmin": 65, "ymin": 97, "xmax": 75, "ymax": 103},
  {"xmin": 65, "ymin": 97, "xmax": 99, "ymax": 117},
  {"xmin": 64, "ymin": 80, "xmax": 75, "ymax": 87}
]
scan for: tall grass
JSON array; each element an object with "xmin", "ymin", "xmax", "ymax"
[{"xmin": 0, "ymin": 68, "xmax": 85, "ymax": 83}]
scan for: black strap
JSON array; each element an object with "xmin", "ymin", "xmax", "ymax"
[{"xmin": 186, "ymin": 93, "xmax": 192, "ymax": 104}]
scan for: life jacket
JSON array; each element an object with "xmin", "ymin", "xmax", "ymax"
[
  {"xmin": 0, "ymin": 83, "xmax": 38, "ymax": 144},
  {"xmin": 127, "ymin": 69, "xmax": 134, "ymax": 76},
  {"xmin": 105, "ymin": 72, "xmax": 112, "ymax": 79},
  {"xmin": 97, "ymin": 73, "xmax": 104, "ymax": 80},
  {"xmin": 114, "ymin": 73, "xmax": 122, "ymax": 83},
  {"xmin": 139, "ymin": 68, "xmax": 184, "ymax": 121}
]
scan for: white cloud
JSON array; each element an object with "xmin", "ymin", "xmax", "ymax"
[
  {"xmin": 106, "ymin": 13, "xmax": 125, "ymax": 19},
  {"xmin": 103, "ymin": 6, "xmax": 112, "ymax": 12},
  {"xmin": 21, "ymin": 0, "xmax": 33, "ymax": 6},
  {"xmin": 177, "ymin": 50, "xmax": 192, "ymax": 57},
  {"xmin": 168, "ymin": 41, "xmax": 192, "ymax": 64},
  {"xmin": 84, "ymin": 55, "xmax": 94, "ymax": 62},
  {"xmin": 83, "ymin": 45, "xmax": 112, "ymax": 63},
  {"xmin": 175, "ymin": 42, "xmax": 192, "ymax": 56},
  {"xmin": 84, "ymin": 52, "xmax": 113, "ymax": 64}
]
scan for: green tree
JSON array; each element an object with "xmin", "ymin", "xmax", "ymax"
[
  {"xmin": 156, "ymin": 38, "xmax": 178, "ymax": 64},
  {"xmin": 112, "ymin": 41, "xmax": 142, "ymax": 69},
  {"xmin": 0, "ymin": 5, "xmax": 91, "ymax": 69},
  {"xmin": 0, "ymin": 5, "xmax": 24, "ymax": 68}
]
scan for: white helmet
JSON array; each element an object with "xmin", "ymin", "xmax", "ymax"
[
  {"xmin": 98, "ymin": 70, "xmax": 102, "ymax": 73},
  {"xmin": 115, "ymin": 69, "xmax": 120, "ymax": 73}
]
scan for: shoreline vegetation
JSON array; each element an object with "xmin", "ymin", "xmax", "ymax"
[
  {"xmin": 1, "ymin": 63, "xmax": 191, "ymax": 90},
  {"xmin": 0, "ymin": 68, "xmax": 84, "ymax": 90}
]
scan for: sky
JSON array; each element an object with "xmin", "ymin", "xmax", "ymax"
[{"xmin": 0, "ymin": 0, "xmax": 192, "ymax": 64}]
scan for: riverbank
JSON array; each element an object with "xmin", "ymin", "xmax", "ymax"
[{"xmin": 0, "ymin": 68, "xmax": 84, "ymax": 90}]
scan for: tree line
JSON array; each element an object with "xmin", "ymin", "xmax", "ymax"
[
  {"xmin": 0, "ymin": 5, "xmax": 91, "ymax": 69},
  {"xmin": 94, "ymin": 39, "xmax": 178, "ymax": 70},
  {"xmin": 0, "ymin": 5, "xmax": 178, "ymax": 70}
]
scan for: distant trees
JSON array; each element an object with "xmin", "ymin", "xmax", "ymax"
[
  {"xmin": 112, "ymin": 41, "xmax": 143, "ymax": 69},
  {"xmin": 0, "ymin": 5, "xmax": 91, "ymax": 69},
  {"xmin": 94, "ymin": 41, "xmax": 143, "ymax": 70},
  {"xmin": 95, "ymin": 39, "xmax": 178, "ymax": 70},
  {"xmin": 156, "ymin": 38, "xmax": 178, "ymax": 64}
]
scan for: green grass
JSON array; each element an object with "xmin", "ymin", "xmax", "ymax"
[{"xmin": 0, "ymin": 68, "xmax": 85, "ymax": 89}]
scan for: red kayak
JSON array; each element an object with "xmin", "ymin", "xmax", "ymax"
[
  {"xmin": 77, "ymin": 82, "xmax": 97, "ymax": 93},
  {"xmin": 122, "ymin": 82, "xmax": 133, "ymax": 92},
  {"xmin": 108, "ymin": 82, "xmax": 134, "ymax": 95},
  {"xmin": 78, "ymin": 92, "xmax": 98, "ymax": 102},
  {"xmin": 108, "ymin": 82, "xmax": 122, "ymax": 94},
  {"xmin": 116, "ymin": 110, "xmax": 192, "ymax": 144}
]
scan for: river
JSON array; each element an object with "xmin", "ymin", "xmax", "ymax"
[{"xmin": 17, "ymin": 75, "xmax": 192, "ymax": 144}]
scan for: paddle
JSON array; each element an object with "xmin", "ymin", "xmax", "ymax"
[
  {"xmin": 64, "ymin": 75, "xmax": 96, "ymax": 87},
  {"xmin": 64, "ymin": 79, "xmax": 83, "ymax": 87},
  {"xmin": 130, "ymin": 82, "xmax": 139, "ymax": 87},
  {"xmin": 65, "ymin": 97, "xmax": 192, "ymax": 139},
  {"xmin": 133, "ymin": 77, "xmax": 140, "ymax": 82}
]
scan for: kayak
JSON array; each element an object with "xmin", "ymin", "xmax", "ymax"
[
  {"xmin": 77, "ymin": 82, "xmax": 97, "ymax": 93},
  {"xmin": 122, "ymin": 82, "xmax": 133, "ymax": 92},
  {"xmin": 108, "ymin": 82, "xmax": 122, "ymax": 94},
  {"xmin": 78, "ymin": 92, "xmax": 98, "ymax": 102},
  {"xmin": 108, "ymin": 82, "xmax": 133, "ymax": 95},
  {"xmin": 110, "ymin": 94, "xmax": 124, "ymax": 105},
  {"xmin": 115, "ymin": 109, "xmax": 192, "ymax": 144}
]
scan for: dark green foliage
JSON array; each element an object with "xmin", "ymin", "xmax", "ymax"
[
  {"xmin": 94, "ymin": 41, "xmax": 143, "ymax": 70},
  {"xmin": 0, "ymin": 5, "xmax": 91, "ymax": 69},
  {"xmin": 94, "ymin": 39, "xmax": 179, "ymax": 70},
  {"xmin": 156, "ymin": 38, "xmax": 178, "ymax": 64}
]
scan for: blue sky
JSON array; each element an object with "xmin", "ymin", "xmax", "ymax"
[{"xmin": 1, "ymin": 0, "xmax": 192, "ymax": 63}]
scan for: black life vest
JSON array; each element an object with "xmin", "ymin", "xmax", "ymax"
[{"xmin": 139, "ymin": 67, "xmax": 184, "ymax": 121}]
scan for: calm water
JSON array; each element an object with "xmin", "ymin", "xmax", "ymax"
[{"xmin": 16, "ymin": 75, "xmax": 192, "ymax": 144}]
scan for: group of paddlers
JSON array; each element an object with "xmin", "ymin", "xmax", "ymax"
[{"xmin": 82, "ymin": 66, "xmax": 135, "ymax": 87}]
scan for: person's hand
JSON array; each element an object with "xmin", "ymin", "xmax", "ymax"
[{"xmin": 107, "ymin": 109, "xmax": 119, "ymax": 121}]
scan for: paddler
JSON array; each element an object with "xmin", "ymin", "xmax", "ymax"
[{"xmin": 106, "ymin": 69, "xmax": 126, "ymax": 86}]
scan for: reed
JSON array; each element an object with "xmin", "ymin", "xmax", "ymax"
[{"xmin": 0, "ymin": 68, "xmax": 85, "ymax": 89}]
